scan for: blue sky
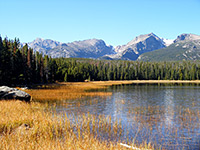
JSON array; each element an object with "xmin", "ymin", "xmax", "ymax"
[{"xmin": 0, "ymin": 0, "xmax": 200, "ymax": 46}]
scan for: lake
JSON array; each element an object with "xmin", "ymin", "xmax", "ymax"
[{"xmin": 51, "ymin": 84, "xmax": 200, "ymax": 150}]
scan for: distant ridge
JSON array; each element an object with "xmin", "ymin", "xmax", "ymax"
[
  {"xmin": 43, "ymin": 39, "xmax": 115, "ymax": 59},
  {"xmin": 27, "ymin": 33, "xmax": 200, "ymax": 61}
]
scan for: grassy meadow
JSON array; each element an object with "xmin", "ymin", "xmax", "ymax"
[{"xmin": 26, "ymin": 82, "xmax": 113, "ymax": 101}]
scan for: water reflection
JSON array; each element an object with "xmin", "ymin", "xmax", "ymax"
[
  {"xmin": 51, "ymin": 84, "xmax": 200, "ymax": 150},
  {"xmin": 164, "ymin": 89, "xmax": 175, "ymax": 127}
]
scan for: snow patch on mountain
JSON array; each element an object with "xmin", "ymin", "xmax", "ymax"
[{"xmin": 162, "ymin": 38, "xmax": 174, "ymax": 46}]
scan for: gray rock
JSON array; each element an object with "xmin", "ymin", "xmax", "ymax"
[{"xmin": 0, "ymin": 86, "xmax": 31, "ymax": 102}]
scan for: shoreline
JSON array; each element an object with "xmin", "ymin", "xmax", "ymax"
[
  {"xmin": 24, "ymin": 80, "xmax": 200, "ymax": 101},
  {"xmin": 82, "ymin": 80, "xmax": 200, "ymax": 85},
  {"xmin": 15, "ymin": 80, "xmax": 200, "ymax": 88}
]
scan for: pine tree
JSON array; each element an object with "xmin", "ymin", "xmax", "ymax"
[
  {"xmin": 0, "ymin": 36, "xmax": 3, "ymax": 84},
  {"xmin": 64, "ymin": 73, "xmax": 68, "ymax": 82}
]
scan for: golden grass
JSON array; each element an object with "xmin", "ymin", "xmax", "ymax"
[
  {"xmin": 25, "ymin": 80, "xmax": 200, "ymax": 101},
  {"xmin": 0, "ymin": 101, "xmax": 153, "ymax": 150},
  {"xmin": 90, "ymin": 80, "xmax": 200, "ymax": 85},
  {"xmin": 25, "ymin": 82, "xmax": 112, "ymax": 101}
]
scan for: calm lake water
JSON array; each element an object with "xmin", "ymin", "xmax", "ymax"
[{"xmin": 52, "ymin": 84, "xmax": 200, "ymax": 150}]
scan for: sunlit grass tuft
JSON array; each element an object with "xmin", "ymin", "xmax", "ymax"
[{"xmin": 0, "ymin": 100, "xmax": 153, "ymax": 150}]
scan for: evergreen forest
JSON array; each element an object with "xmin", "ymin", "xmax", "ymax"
[{"xmin": 1, "ymin": 36, "xmax": 200, "ymax": 86}]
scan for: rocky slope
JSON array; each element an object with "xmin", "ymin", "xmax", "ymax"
[
  {"xmin": 46, "ymin": 39, "xmax": 115, "ymax": 58},
  {"xmin": 138, "ymin": 33, "xmax": 200, "ymax": 61},
  {"xmin": 27, "ymin": 38, "xmax": 61, "ymax": 55},
  {"xmin": 102, "ymin": 33, "xmax": 166, "ymax": 60},
  {"xmin": 27, "ymin": 38, "xmax": 114, "ymax": 58}
]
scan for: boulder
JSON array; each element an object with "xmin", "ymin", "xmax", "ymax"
[{"xmin": 0, "ymin": 86, "xmax": 31, "ymax": 102}]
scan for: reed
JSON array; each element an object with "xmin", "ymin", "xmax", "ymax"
[
  {"xmin": 25, "ymin": 82, "xmax": 112, "ymax": 101},
  {"xmin": 126, "ymin": 105, "xmax": 200, "ymax": 149},
  {"xmin": 0, "ymin": 100, "xmax": 153, "ymax": 150}
]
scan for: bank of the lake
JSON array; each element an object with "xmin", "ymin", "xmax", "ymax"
[
  {"xmin": 24, "ymin": 80, "xmax": 200, "ymax": 102},
  {"xmin": 1, "ymin": 80, "xmax": 200, "ymax": 150}
]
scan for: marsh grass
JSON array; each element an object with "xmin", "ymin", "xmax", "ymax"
[
  {"xmin": 26, "ymin": 81, "xmax": 200, "ymax": 101},
  {"xmin": 124, "ymin": 105, "xmax": 200, "ymax": 150},
  {"xmin": 0, "ymin": 101, "xmax": 153, "ymax": 150},
  {"xmin": 25, "ymin": 82, "xmax": 113, "ymax": 101},
  {"xmin": 53, "ymin": 104, "xmax": 200, "ymax": 149}
]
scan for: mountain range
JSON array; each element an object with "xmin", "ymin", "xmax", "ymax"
[
  {"xmin": 26, "ymin": 33, "xmax": 200, "ymax": 61},
  {"xmin": 138, "ymin": 33, "xmax": 200, "ymax": 61}
]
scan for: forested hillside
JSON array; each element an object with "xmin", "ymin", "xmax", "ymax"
[{"xmin": 1, "ymin": 36, "xmax": 200, "ymax": 86}]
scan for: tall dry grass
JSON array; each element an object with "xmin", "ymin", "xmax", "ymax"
[
  {"xmin": 25, "ymin": 82, "xmax": 112, "ymax": 101},
  {"xmin": 0, "ymin": 100, "xmax": 153, "ymax": 150}
]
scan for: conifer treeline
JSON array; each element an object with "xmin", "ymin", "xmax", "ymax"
[
  {"xmin": 0, "ymin": 36, "xmax": 200, "ymax": 86},
  {"xmin": 0, "ymin": 36, "xmax": 57, "ymax": 85}
]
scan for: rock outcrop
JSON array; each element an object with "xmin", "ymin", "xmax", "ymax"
[{"xmin": 0, "ymin": 86, "xmax": 31, "ymax": 102}]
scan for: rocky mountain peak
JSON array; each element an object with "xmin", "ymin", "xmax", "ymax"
[
  {"xmin": 174, "ymin": 33, "xmax": 200, "ymax": 43},
  {"xmin": 72, "ymin": 39, "xmax": 106, "ymax": 47},
  {"xmin": 34, "ymin": 37, "xmax": 44, "ymax": 42},
  {"xmin": 46, "ymin": 38, "xmax": 114, "ymax": 58},
  {"xmin": 138, "ymin": 33, "xmax": 200, "ymax": 61},
  {"xmin": 27, "ymin": 38, "xmax": 61, "ymax": 54},
  {"xmin": 109, "ymin": 33, "xmax": 166, "ymax": 60},
  {"xmin": 127, "ymin": 32, "xmax": 161, "ymax": 46}
]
